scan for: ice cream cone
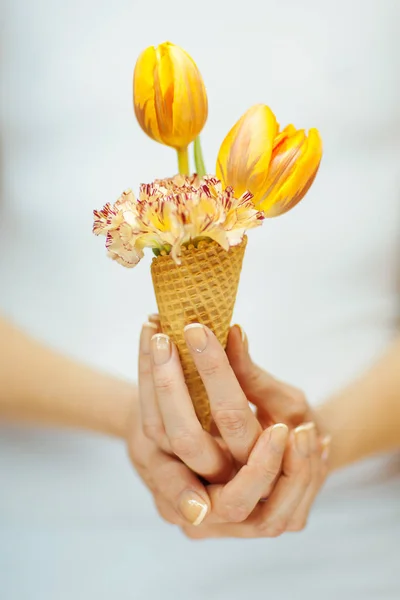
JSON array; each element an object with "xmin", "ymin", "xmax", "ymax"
[{"xmin": 151, "ymin": 236, "xmax": 247, "ymax": 431}]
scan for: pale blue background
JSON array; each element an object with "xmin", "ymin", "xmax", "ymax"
[{"xmin": 1, "ymin": 0, "xmax": 400, "ymax": 598}]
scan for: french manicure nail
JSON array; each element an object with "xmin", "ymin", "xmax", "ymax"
[
  {"xmin": 148, "ymin": 313, "xmax": 160, "ymax": 324},
  {"xmin": 233, "ymin": 323, "xmax": 247, "ymax": 346},
  {"xmin": 184, "ymin": 323, "xmax": 208, "ymax": 353},
  {"xmin": 151, "ymin": 334, "xmax": 171, "ymax": 365},
  {"xmin": 294, "ymin": 423, "xmax": 313, "ymax": 457},
  {"xmin": 179, "ymin": 491, "xmax": 208, "ymax": 526},
  {"xmin": 234, "ymin": 323, "xmax": 249, "ymax": 351},
  {"xmin": 140, "ymin": 322, "xmax": 158, "ymax": 354},
  {"xmin": 321, "ymin": 435, "xmax": 332, "ymax": 462},
  {"xmin": 269, "ymin": 423, "xmax": 289, "ymax": 453}
]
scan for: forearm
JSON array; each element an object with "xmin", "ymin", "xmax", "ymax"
[
  {"xmin": 0, "ymin": 317, "xmax": 135, "ymax": 438},
  {"xmin": 316, "ymin": 336, "xmax": 400, "ymax": 471}
]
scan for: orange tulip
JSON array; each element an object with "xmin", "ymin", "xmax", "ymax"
[
  {"xmin": 133, "ymin": 42, "xmax": 208, "ymax": 151},
  {"xmin": 217, "ymin": 105, "xmax": 322, "ymax": 217}
]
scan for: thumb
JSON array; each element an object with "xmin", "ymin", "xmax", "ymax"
[
  {"xmin": 226, "ymin": 324, "xmax": 276, "ymax": 402},
  {"xmin": 226, "ymin": 325, "xmax": 310, "ymax": 428}
]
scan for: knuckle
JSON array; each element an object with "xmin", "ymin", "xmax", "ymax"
[
  {"xmin": 287, "ymin": 389, "xmax": 308, "ymax": 422},
  {"xmin": 292, "ymin": 388, "xmax": 307, "ymax": 406},
  {"xmin": 129, "ymin": 447, "xmax": 146, "ymax": 472},
  {"xmin": 170, "ymin": 431, "xmax": 201, "ymax": 460},
  {"xmin": 138, "ymin": 358, "xmax": 152, "ymax": 378},
  {"xmin": 128, "ymin": 437, "xmax": 148, "ymax": 469},
  {"xmin": 220, "ymin": 500, "xmax": 250, "ymax": 523},
  {"xmin": 214, "ymin": 408, "xmax": 248, "ymax": 438},
  {"xmin": 143, "ymin": 422, "xmax": 165, "ymax": 443},
  {"xmin": 287, "ymin": 518, "xmax": 307, "ymax": 532},
  {"xmin": 259, "ymin": 464, "xmax": 280, "ymax": 485},
  {"xmin": 153, "ymin": 375, "xmax": 174, "ymax": 394},
  {"xmin": 199, "ymin": 357, "xmax": 221, "ymax": 379},
  {"xmin": 258, "ymin": 516, "xmax": 288, "ymax": 538}
]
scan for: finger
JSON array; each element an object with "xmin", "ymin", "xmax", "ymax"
[
  {"xmin": 226, "ymin": 324, "xmax": 249, "ymax": 365},
  {"xmin": 148, "ymin": 447, "xmax": 210, "ymax": 527},
  {"xmin": 190, "ymin": 424, "xmax": 316, "ymax": 539},
  {"xmin": 286, "ymin": 434, "xmax": 331, "ymax": 532},
  {"xmin": 184, "ymin": 324, "xmax": 262, "ymax": 464},
  {"xmin": 182, "ymin": 522, "xmax": 256, "ymax": 539},
  {"xmin": 128, "ymin": 419, "xmax": 159, "ymax": 491},
  {"xmin": 321, "ymin": 434, "xmax": 332, "ymax": 464},
  {"xmin": 227, "ymin": 327, "xmax": 273, "ymax": 429},
  {"xmin": 154, "ymin": 496, "xmax": 186, "ymax": 526},
  {"xmin": 227, "ymin": 325, "xmax": 312, "ymax": 428},
  {"xmin": 255, "ymin": 422, "xmax": 315, "ymax": 537},
  {"xmin": 138, "ymin": 322, "xmax": 170, "ymax": 452},
  {"xmin": 150, "ymin": 333, "xmax": 234, "ymax": 483},
  {"xmin": 148, "ymin": 313, "xmax": 161, "ymax": 327},
  {"xmin": 206, "ymin": 424, "xmax": 289, "ymax": 524},
  {"xmin": 129, "ymin": 420, "xmax": 209, "ymax": 527}
]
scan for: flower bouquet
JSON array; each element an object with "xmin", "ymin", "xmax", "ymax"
[{"xmin": 93, "ymin": 42, "xmax": 322, "ymax": 431}]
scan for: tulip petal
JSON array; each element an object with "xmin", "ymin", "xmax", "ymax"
[
  {"xmin": 168, "ymin": 44, "xmax": 208, "ymax": 149},
  {"xmin": 272, "ymin": 124, "xmax": 297, "ymax": 150},
  {"xmin": 257, "ymin": 128, "xmax": 323, "ymax": 217},
  {"xmin": 133, "ymin": 47, "xmax": 163, "ymax": 144},
  {"xmin": 260, "ymin": 129, "xmax": 307, "ymax": 198},
  {"xmin": 153, "ymin": 44, "xmax": 175, "ymax": 142},
  {"xmin": 216, "ymin": 104, "xmax": 278, "ymax": 199}
]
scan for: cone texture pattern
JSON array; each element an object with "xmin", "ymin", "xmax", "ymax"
[{"xmin": 151, "ymin": 237, "xmax": 247, "ymax": 430}]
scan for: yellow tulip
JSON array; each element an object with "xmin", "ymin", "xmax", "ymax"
[
  {"xmin": 256, "ymin": 125, "xmax": 323, "ymax": 217},
  {"xmin": 133, "ymin": 42, "xmax": 208, "ymax": 151},
  {"xmin": 216, "ymin": 104, "xmax": 279, "ymax": 199},
  {"xmin": 216, "ymin": 104, "xmax": 322, "ymax": 217}
]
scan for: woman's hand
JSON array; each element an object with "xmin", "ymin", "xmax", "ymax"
[
  {"xmin": 130, "ymin": 319, "xmax": 330, "ymax": 537},
  {"xmin": 128, "ymin": 321, "xmax": 290, "ymax": 528}
]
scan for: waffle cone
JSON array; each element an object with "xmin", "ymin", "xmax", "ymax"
[{"xmin": 151, "ymin": 236, "xmax": 247, "ymax": 431}]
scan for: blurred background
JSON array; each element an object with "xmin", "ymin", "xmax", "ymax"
[{"xmin": 0, "ymin": 0, "xmax": 399, "ymax": 598}]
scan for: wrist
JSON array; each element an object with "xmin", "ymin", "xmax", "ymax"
[{"xmin": 77, "ymin": 368, "xmax": 137, "ymax": 439}]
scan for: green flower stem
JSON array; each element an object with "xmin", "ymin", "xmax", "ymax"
[
  {"xmin": 177, "ymin": 147, "xmax": 190, "ymax": 176},
  {"xmin": 193, "ymin": 136, "xmax": 207, "ymax": 177}
]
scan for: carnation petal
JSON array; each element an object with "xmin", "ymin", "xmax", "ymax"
[{"xmin": 93, "ymin": 175, "xmax": 264, "ymax": 268}]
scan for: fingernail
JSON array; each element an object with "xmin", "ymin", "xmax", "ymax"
[
  {"xmin": 184, "ymin": 323, "xmax": 208, "ymax": 353},
  {"xmin": 321, "ymin": 435, "xmax": 331, "ymax": 462},
  {"xmin": 148, "ymin": 313, "xmax": 160, "ymax": 325},
  {"xmin": 178, "ymin": 491, "xmax": 208, "ymax": 526},
  {"xmin": 294, "ymin": 423, "xmax": 314, "ymax": 457},
  {"xmin": 269, "ymin": 423, "xmax": 289, "ymax": 453},
  {"xmin": 234, "ymin": 323, "xmax": 248, "ymax": 350},
  {"xmin": 151, "ymin": 334, "xmax": 171, "ymax": 365},
  {"xmin": 140, "ymin": 322, "xmax": 158, "ymax": 354}
]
